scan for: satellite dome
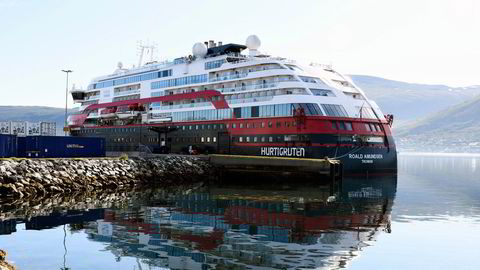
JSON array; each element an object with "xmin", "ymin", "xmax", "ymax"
[
  {"xmin": 246, "ymin": 35, "xmax": 261, "ymax": 50},
  {"xmin": 192, "ymin": 42, "xmax": 208, "ymax": 58},
  {"xmin": 117, "ymin": 62, "xmax": 123, "ymax": 69}
]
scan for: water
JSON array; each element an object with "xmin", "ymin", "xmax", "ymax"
[{"xmin": 0, "ymin": 154, "xmax": 479, "ymax": 270}]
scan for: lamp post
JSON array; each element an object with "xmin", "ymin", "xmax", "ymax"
[{"xmin": 61, "ymin": 69, "xmax": 73, "ymax": 136}]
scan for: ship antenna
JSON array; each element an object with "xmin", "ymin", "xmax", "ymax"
[{"xmin": 137, "ymin": 40, "xmax": 157, "ymax": 66}]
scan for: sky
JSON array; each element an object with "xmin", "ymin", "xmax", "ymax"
[{"xmin": 0, "ymin": 0, "xmax": 479, "ymax": 107}]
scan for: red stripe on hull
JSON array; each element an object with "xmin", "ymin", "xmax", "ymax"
[{"xmin": 80, "ymin": 116, "xmax": 392, "ymax": 137}]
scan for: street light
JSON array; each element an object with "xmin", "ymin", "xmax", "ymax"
[{"xmin": 61, "ymin": 69, "xmax": 73, "ymax": 136}]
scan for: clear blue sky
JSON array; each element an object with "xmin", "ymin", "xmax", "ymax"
[{"xmin": 0, "ymin": 0, "xmax": 478, "ymax": 107}]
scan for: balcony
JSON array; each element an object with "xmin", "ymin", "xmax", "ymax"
[
  {"xmin": 219, "ymin": 82, "xmax": 277, "ymax": 93},
  {"xmin": 209, "ymin": 66, "xmax": 286, "ymax": 82},
  {"xmin": 114, "ymin": 89, "xmax": 141, "ymax": 97},
  {"xmin": 209, "ymin": 73, "xmax": 248, "ymax": 82},
  {"xmin": 227, "ymin": 96, "xmax": 273, "ymax": 104},
  {"xmin": 85, "ymin": 94, "xmax": 100, "ymax": 101}
]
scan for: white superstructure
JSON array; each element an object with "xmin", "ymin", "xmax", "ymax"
[{"xmin": 69, "ymin": 35, "xmax": 384, "ymax": 126}]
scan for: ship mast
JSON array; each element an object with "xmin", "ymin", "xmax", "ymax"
[{"xmin": 136, "ymin": 41, "xmax": 157, "ymax": 67}]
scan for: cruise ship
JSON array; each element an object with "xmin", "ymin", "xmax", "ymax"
[{"xmin": 68, "ymin": 35, "xmax": 397, "ymax": 173}]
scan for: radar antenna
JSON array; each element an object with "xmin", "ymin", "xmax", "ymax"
[{"xmin": 136, "ymin": 40, "xmax": 157, "ymax": 67}]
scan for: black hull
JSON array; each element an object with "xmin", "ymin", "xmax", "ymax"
[{"xmin": 71, "ymin": 124, "xmax": 397, "ymax": 174}]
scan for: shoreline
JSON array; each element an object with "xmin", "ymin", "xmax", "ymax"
[{"xmin": 0, "ymin": 156, "xmax": 214, "ymax": 198}]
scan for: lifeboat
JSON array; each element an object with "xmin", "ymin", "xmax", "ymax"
[{"xmin": 100, "ymin": 107, "xmax": 117, "ymax": 119}]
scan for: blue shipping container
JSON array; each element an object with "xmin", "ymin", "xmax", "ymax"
[
  {"xmin": 16, "ymin": 136, "xmax": 26, "ymax": 158},
  {"xmin": 23, "ymin": 136, "xmax": 105, "ymax": 158},
  {"xmin": 0, "ymin": 134, "xmax": 17, "ymax": 158}
]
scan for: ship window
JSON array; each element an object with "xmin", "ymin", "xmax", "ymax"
[
  {"xmin": 213, "ymin": 124, "xmax": 217, "ymax": 129},
  {"xmin": 251, "ymin": 106, "xmax": 259, "ymax": 117},
  {"xmin": 240, "ymin": 123, "xmax": 244, "ymax": 128},
  {"xmin": 226, "ymin": 123, "xmax": 229, "ymax": 128},
  {"xmin": 232, "ymin": 123, "xmax": 236, "ymax": 128},
  {"xmin": 285, "ymin": 121, "xmax": 290, "ymax": 127},
  {"xmin": 331, "ymin": 121, "xmax": 337, "ymax": 130},
  {"xmin": 261, "ymin": 136, "xmax": 265, "ymax": 142},
  {"xmin": 345, "ymin": 122, "xmax": 353, "ymax": 131},
  {"xmin": 201, "ymin": 137, "xmax": 205, "ymax": 143},
  {"xmin": 246, "ymin": 123, "xmax": 250, "ymax": 128},
  {"xmin": 234, "ymin": 107, "xmax": 242, "ymax": 118},
  {"xmin": 276, "ymin": 122, "xmax": 281, "ymax": 128},
  {"xmin": 321, "ymin": 104, "xmax": 348, "ymax": 117},
  {"xmin": 365, "ymin": 123, "xmax": 371, "ymax": 131},
  {"xmin": 253, "ymin": 136, "xmax": 258, "ymax": 142},
  {"xmin": 269, "ymin": 136, "xmax": 273, "ymax": 142},
  {"xmin": 213, "ymin": 137, "xmax": 217, "ymax": 142},
  {"xmin": 239, "ymin": 137, "xmax": 243, "ymax": 142},
  {"xmin": 261, "ymin": 122, "xmax": 265, "ymax": 128},
  {"xmin": 311, "ymin": 89, "xmax": 335, "ymax": 97},
  {"xmin": 196, "ymin": 125, "xmax": 199, "ymax": 130},
  {"xmin": 268, "ymin": 122, "xmax": 272, "ymax": 128},
  {"xmin": 370, "ymin": 123, "xmax": 376, "ymax": 132},
  {"xmin": 246, "ymin": 136, "xmax": 250, "ymax": 142},
  {"xmin": 338, "ymin": 122, "xmax": 346, "ymax": 130},
  {"xmin": 207, "ymin": 137, "xmax": 211, "ymax": 142}
]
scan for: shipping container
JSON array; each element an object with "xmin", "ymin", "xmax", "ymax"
[
  {"xmin": 40, "ymin": 122, "xmax": 56, "ymax": 136},
  {"xmin": 23, "ymin": 136, "xmax": 105, "ymax": 158},
  {"xmin": 0, "ymin": 134, "xmax": 18, "ymax": 157},
  {"xmin": 11, "ymin": 121, "xmax": 27, "ymax": 136},
  {"xmin": 0, "ymin": 121, "xmax": 11, "ymax": 135},
  {"xmin": 27, "ymin": 122, "xmax": 41, "ymax": 136},
  {"xmin": 16, "ymin": 136, "xmax": 26, "ymax": 158}
]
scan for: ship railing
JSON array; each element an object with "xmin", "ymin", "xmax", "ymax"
[
  {"xmin": 92, "ymin": 60, "xmax": 174, "ymax": 82},
  {"xmin": 208, "ymin": 66, "xmax": 286, "ymax": 83},
  {"xmin": 113, "ymin": 89, "xmax": 141, "ymax": 97},
  {"xmin": 209, "ymin": 72, "xmax": 248, "ymax": 82},
  {"xmin": 219, "ymin": 82, "xmax": 277, "ymax": 93},
  {"xmin": 227, "ymin": 96, "xmax": 274, "ymax": 104},
  {"xmin": 151, "ymin": 102, "xmax": 212, "ymax": 111},
  {"xmin": 85, "ymin": 94, "xmax": 100, "ymax": 101}
]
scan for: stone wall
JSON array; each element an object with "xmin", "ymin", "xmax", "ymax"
[{"xmin": 0, "ymin": 156, "xmax": 214, "ymax": 198}]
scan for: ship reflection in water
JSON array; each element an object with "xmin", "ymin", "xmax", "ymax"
[
  {"xmin": 99, "ymin": 177, "xmax": 397, "ymax": 269},
  {"xmin": 0, "ymin": 176, "xmax": 397, "ymax": 269}
]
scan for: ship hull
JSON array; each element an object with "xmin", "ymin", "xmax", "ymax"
[{"xmin": 71, "ymin": 116, "xmax": 397, "ymax": 174}]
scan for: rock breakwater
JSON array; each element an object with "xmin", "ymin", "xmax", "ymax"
[
  {"xmin": 0, "ymin": 156, "xmax": 214, "ymax": 198},
  {"xmin": 0, "ymin": 249, "xmax": 15, "ymax": 270}
]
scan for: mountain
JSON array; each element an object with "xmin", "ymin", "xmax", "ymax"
[
  {"xmin": 349, "ymin": 75, "xmax": 480, "ymax": 126},
  {"xmin": 393, "ymin": 95, "xmax": 480, "ymax": 152}
]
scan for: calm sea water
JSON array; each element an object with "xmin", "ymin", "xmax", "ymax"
[{"xmin": 1, "ymin": 154, "xmax": 479, "ymax": 270}]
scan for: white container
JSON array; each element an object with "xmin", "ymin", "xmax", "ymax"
[
  {"xmin": 11, "ymin": 121, "xmax": 27, "ymax": 136},
  {"xmin": 0, "ymin": 121, "xmax": 11, "ymax": 135},
  {"xmin": 40, "ymin": 122, "xmax": 56, "ymax": 136},
  {"xmin": 27, "ymin": 122, "xmax": 41, "ymax": 136}
]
